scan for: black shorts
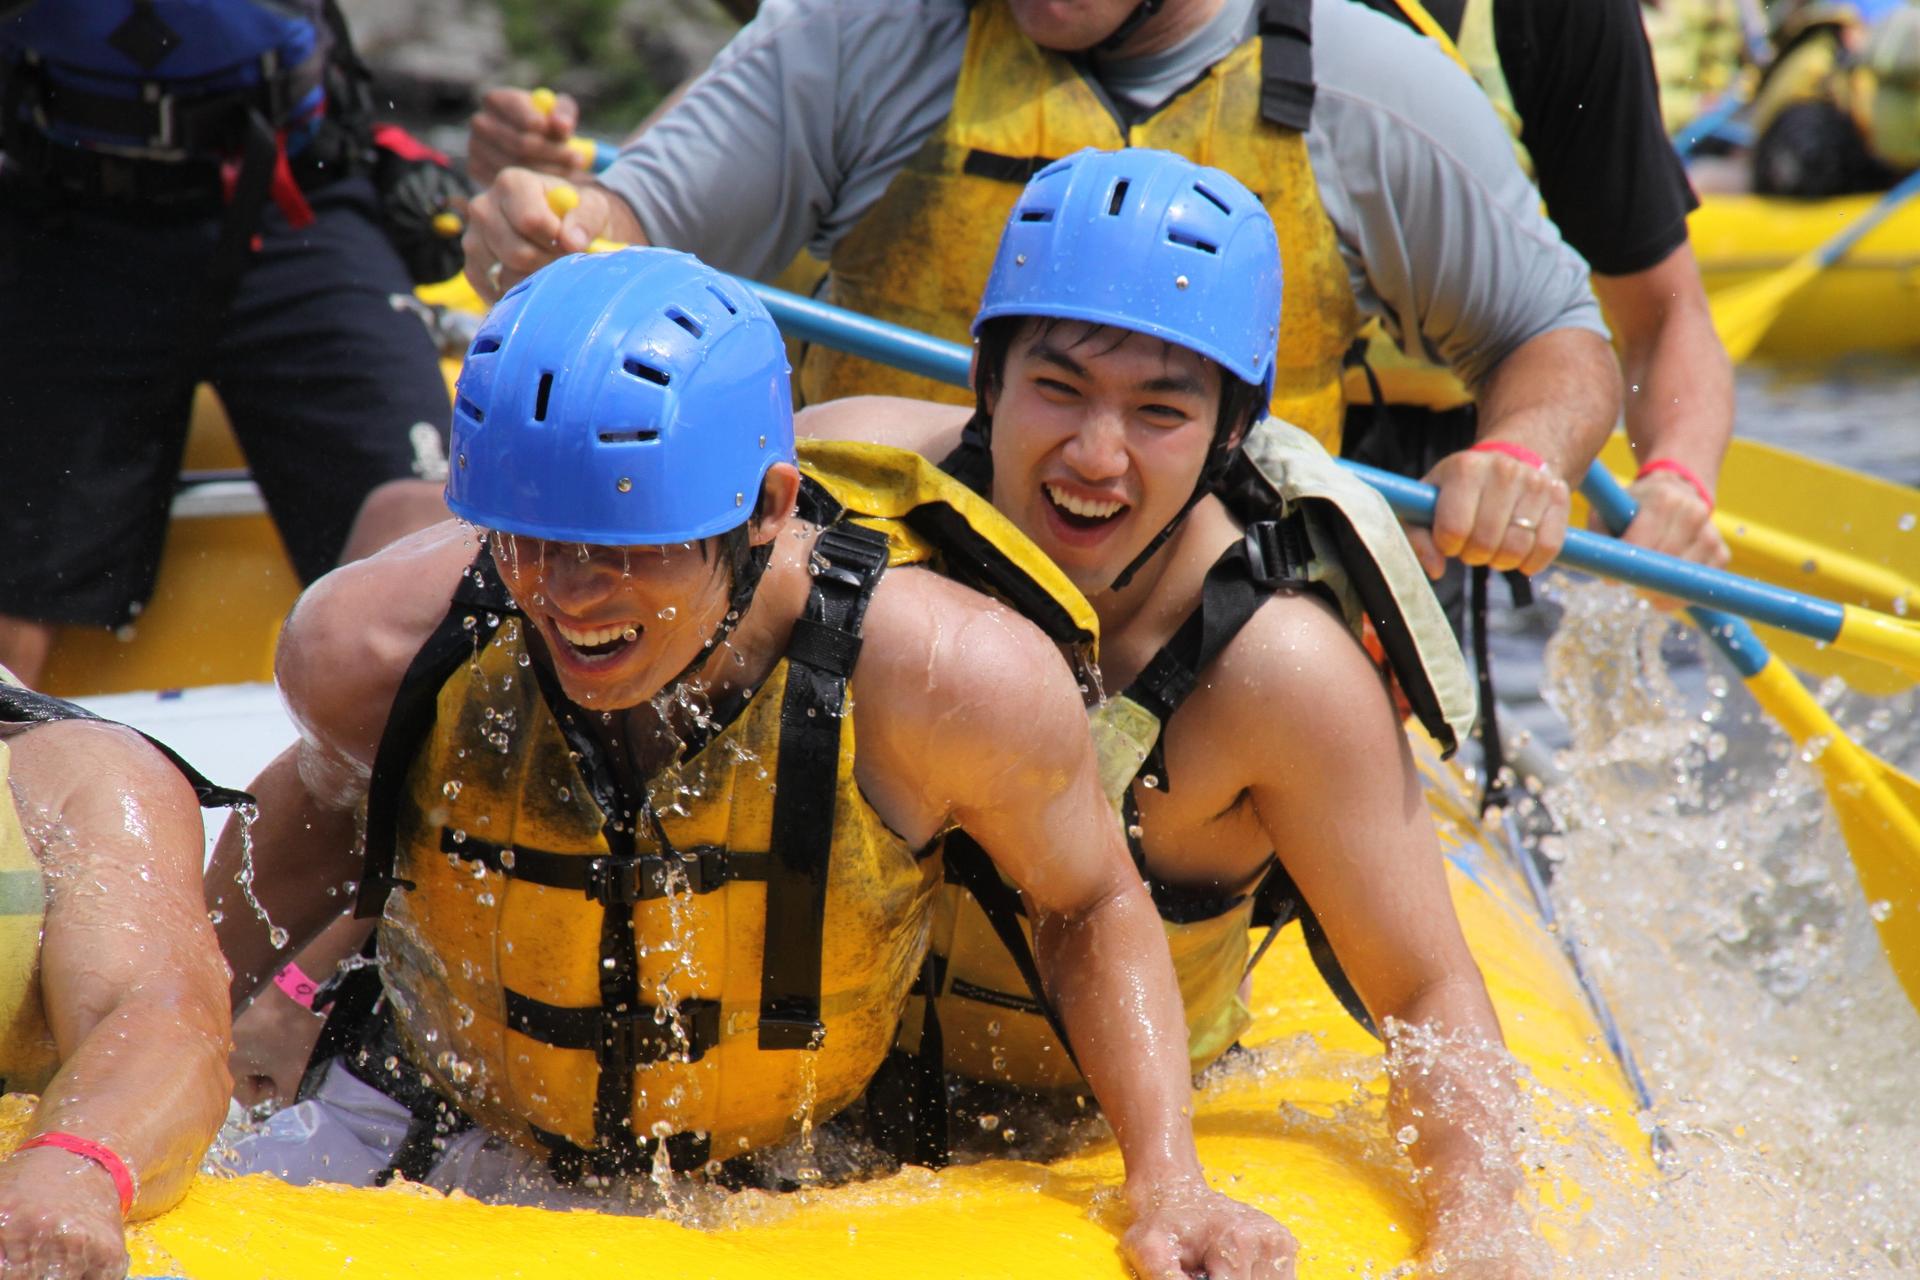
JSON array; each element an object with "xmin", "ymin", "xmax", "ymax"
[{"xmin": 0, "ymin": 169, "xmax": 450, "ymax": 627}]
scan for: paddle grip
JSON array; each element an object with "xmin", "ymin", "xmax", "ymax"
[{"xmin": 1580, "ymin": 467, "xmax": 1771, "ymax": 677}]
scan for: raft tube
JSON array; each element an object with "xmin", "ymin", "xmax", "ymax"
[{"xmin": 7, "ymin": 688, "xmax": 1652, "ymax": 1279}]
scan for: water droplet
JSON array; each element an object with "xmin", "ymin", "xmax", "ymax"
[
  {"xmin": 451, "ymin": 829, "xmax": 467, "ymax": 845},
  {"xmin": 1396, "ymin": 1124, "xmax": 1420, "ymax": 1145},
  {"xmin": 462, "ymin": 615, "xmax": 477, "ymax": 631},
  {"xmin": 443, "ymin": 780, "xmax": 463, "ymax": 800},
  {"xmin": 658, "ymin": 606, "xmax": 678, "ymax": 621},
  {"xmin": 978, "ymin": 1113, "xmax": 1000, "ymax": 1131},
  {"xmin": 268, "ymin": 925, "xmax": 289, "ymax": 949},
  {"xmin": 1141, "ymin": 774, "xmax": 1160, "ymax": 790},
  {"xmin": 1898, "ymin": 513, "xmax": 1915, "ymax": 533},
  {"xmin": 1870, "ymin": 900, "xmax": 1894, "ymax": 922}
]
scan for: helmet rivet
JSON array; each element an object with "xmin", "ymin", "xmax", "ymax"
[
  {"xmin": 617, "ymin": 477, "xmax": 633, "ymax": 493},
  {"xmin": 1175, "ymin": 275, "xmax": 1190, "ymax": 290},
  {"xmin": 1015, "ymin": 253, "xmax": 1028, "ymax": 267},
  {"xmin": 735, "ymin": 492, "xmax": 745, "ymax": 506},
  {"xmin": 759, "ymin": 435, "xmax": 766, "ymax": 448},
  {"xmin": 458, "ymin": 453, "xmax": 468, "ymax": 470}
]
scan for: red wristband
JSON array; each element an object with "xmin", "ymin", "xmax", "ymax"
[
  {"xmin": 274, "ymin": 961, "xmax": 320, "ymax": 1010},
  {"xmin": 1635, "ymin": 458, "xmax": 1715, "ymax": 513},
  {"xmin": 16, "ymin": 1133, "xmax": 136, "ymax": 1215},
  {"xmin": 1469, "ymin": 440, "xmax": 1548, "ymax": 471}
]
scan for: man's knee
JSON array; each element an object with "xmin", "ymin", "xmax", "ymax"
[{"xmin": 338, "ymin": 479, "xmax": 450, "ymax": 566}]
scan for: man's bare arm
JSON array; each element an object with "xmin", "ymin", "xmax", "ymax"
[
  {"xmin": 1409, "ymin": 327, "xmax": 1621, "ymax": 580},
  {"xmin": 1221, "ymin": 597, "xmax": 1526, "ymax": 1270},
  {"xmin": 0, "ymin": 721, "xmax": 231, "ymax": 1275},
  {"xmin": 854, "ymin": 576, "xmax": 1297, "ymax": 1279},
  {"xmin": 1592, "ymin": 243, "xmax": 1734, "ymax": 567},
  {"xmin": 209, "ymin": 522, "xmax": 477, "ymax": 1008}
]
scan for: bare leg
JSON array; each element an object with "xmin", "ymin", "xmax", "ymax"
[
  {"xmin": 0, "ymin": 616, "xmax": 53, "ymax": 687},
  {"xmin": 337, "ymin": 478, "xmax": 449, "ymax": 566}
]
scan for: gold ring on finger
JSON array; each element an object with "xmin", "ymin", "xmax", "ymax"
[
  {"xmin": 487, "ymin": 260, "xmax": 505, "ymax": 292},
  {"xmin": 1510, "ymin": 514, "xmax": 1539, "ymax": 531}
]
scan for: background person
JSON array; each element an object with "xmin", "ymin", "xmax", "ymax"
[
  {"xmin": 460, "ymin": 0, "xmax": 1621, "ymax": 594},
  {"xmin": 0, "ymin": 0, "xmax": 456, "ymax": 686}
]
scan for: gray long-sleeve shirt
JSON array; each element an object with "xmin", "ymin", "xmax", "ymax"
[{"xmin": 599, "ymin": 0, "xmax": 1605, "ymax": 390}]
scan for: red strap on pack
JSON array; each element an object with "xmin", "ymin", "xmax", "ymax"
[
  {"xmin": 1635, "ymin": 458, "xmax": 1716, "ymax": 513},
  {"xmin": 267, "ymin": 134, "xmax": 315, "ymax": 229},
  {"xmin": 219, "ymin": 132, "xmax": 315, "ymax": 235},
  {"xmin": 372, "ymin": 122, "xmax": 451, "ymax": 167},
  {"xmin": 1469, "ymin": 440, "xmax": 1548, "ymax": 471},
  {"xmin": 16, "ymin": 1133, "xmax": 136, "ymax": 1215}
]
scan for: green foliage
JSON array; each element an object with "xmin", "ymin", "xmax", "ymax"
[{"xmin": 493, "ymin": 0, "xmax": 664, "ymax": 134}]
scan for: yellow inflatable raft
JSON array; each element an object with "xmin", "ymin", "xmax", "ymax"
[
  {"xmin": 1, "ymin": 733, "xmax": 1652, "ymax": 1279},
  {"xmin": 1691, "ymin": 191, "xmax": 1920, "ymax": 361}
]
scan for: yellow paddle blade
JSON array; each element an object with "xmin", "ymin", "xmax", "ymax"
[
  {"xmin": 1709, "ymin": 253, "xmax": 1826, "ymax": 362},
  {"xmin": 1587, "ymin": 435, "xmax": 1920, "ymax": 695},
  {"xmin": 1744, "ymin": 659, "xmax": 1920, "ymax": 1010}
]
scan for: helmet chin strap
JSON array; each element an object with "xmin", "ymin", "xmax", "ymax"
[
  {"xmin": 1104, "ymin": 441, "xmax": 1234, "ymax": 592},
  {"xmin": 656, "ymin": 537, "xmax": 774, "ymax": 698},
  {"xmin": 1097, "ymin": 0, "xmax": 1168, "ymax": 51}
]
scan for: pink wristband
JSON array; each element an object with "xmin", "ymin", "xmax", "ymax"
[
  {"xmin": 1636, "ymin": 458, "xmax": 1715, "ymax": 513},
  {"xmin": 1469, "ymin": 440, "xmax": 1548, "ymax": 471},
  {"xmin": 274, "ymin": 961, "xmax": 320, "ymax": 1010},
  {"xmin": 17, "ymin": 1133, "xmax": 136, "ymax": 1215}
]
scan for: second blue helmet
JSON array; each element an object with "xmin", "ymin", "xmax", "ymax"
[
  {"xmin": 972, "ymin": 148, "xmax": 1282, "ymax": 400},
  {"xmin": 447, "ymin": 248, "xmax": 795, "ymax": 546}
]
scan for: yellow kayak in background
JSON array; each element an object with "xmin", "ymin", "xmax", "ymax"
[
  {"xmin": 0, "ymin": 733, "xmax": 1653, "ymax": 1279},
  {"xmin": 1691, "ymin": 193, "xmax": 1920, "ymax": 362}
]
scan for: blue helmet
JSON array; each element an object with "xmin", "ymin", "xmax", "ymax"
[
  {"xmin": 447, "ymin": 248, "xmax": 794, "ymax": 545},
  {"xmin": 972, "ymin": 148, "xmax": 1281, "ymax": 400}
]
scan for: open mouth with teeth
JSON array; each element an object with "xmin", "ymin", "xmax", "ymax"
[
  {"xmin": 553, "ymin": 619, "xmax": 642, "ymax": 661},
  {"xmin": 1044, "ymin": 482, "xmax": 1128, "ymax": 530}
]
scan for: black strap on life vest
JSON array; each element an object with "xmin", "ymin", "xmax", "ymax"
[
  {"xmin": 1121, "ymin": 517, "xmax": 1314, "ymax": 801},
  {"xmin": 757, "ymin": 520, "xmax": 892, "ymax": 1049},
  {"xmin": 1245, "ymin": 856, "xmax": 1378, "ymax": 1037},
  {"xmin": 1258, "ymin": 0, "xmax": 1316, "ymax": 132},
  {"xmin": 0, "ymin": 683, "xmax": 252, "ymax": 810}
]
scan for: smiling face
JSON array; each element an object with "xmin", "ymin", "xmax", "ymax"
[
  {"xmin": 494, "ymin": 531, "xmax": 740, "ymax": 711},
  {"xmin": 984, "ymin": 320, "xmax": 1223, "ymax": 595}
]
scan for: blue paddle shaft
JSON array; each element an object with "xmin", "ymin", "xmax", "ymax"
[
  {"xmin": 1579, "ymin": 468, "xmax": 1773, "ymax": 677},
  {"xmin": 740, "ymin": 281, "xmax": 1851, "ymax": 652},
  {"xmin": 1821, "ymin": 167, "xmax": 1920, "ymax": 267}
]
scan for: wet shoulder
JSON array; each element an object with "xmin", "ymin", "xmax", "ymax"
[
  {"xmin": 795, "ymin": 395, "xmax": 969, "ymax": 460},
  {"xmin": 853, "ymin": 564, "xmax": 1082, "ymax": 735},
  {"xmin": 1198, "ymin": 585, "xmax": 1381, "ymax": 737},
  {"xmin": 276, "ymin": 520, "xmax": 483, "ymax": 768}
]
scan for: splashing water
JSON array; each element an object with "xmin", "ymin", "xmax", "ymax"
[
  {"xmin": 230, "ymin": 803, "xmax": 289, "ymax": 950},
  {"xmin": 1517, "ymin": 576, "xmax": 1920, "ymax": 1276}
]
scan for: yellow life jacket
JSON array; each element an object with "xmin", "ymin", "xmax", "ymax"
[
  {"xmin": 801, "ymin": 0, "xmax": 1363, "ymax": 453},
  {"xmin": 883, "ymin": 421, "xmax": 1472, "ymax": 1117},
  {"xmin": 358, "ymin": 441, "xmax": 1098, "ymax": 1174},
  {"xmin": 0, "ymin": 733, "xmax": 55, "ymax": 1098}
]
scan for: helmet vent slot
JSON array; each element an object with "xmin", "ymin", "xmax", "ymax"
[
  {"xmin": 1167, "ymin": 230, "xmax": 1218, "ymax": 255},
  {"xmin": 533, "ymin": 372, "xmax": 554, "ymax": 421},
  {"xmin": 623, "ymin": 359, "xmax": 672, "ymax": 386},
  {"xmin": 705, "ymin": 284, "xmax": 738, "ymax": 315},
  {"xmin": 598, "ymin": 428, "xmax": 660, "ymax": 444},
  {"xmin": 471, "ymin": 336, "xmax": 502, "ymax": 355},
  {"xmin": 1107, "ymin": 179, "xmax": 1131, "ymax": 215},
  {"xmin": 1018, "ymin": 208, "xmax": 1054, "ymax": 222},
  {"xmin": 455, "ymin": 395, "xmax": 485, "ymax": 423},
  {"xmin": 668, "ymin": 308, "xmax": 704, "ymax": 338},
  {"xmin": 1192, "ymin": 182, "xmax": 1232, "ymax": 215}
]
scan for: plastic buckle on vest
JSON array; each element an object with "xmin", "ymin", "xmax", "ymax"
[
  {"xmin": 585, "ymin": 856, "xmax": 645, "ymax": 907},
  {"xmin": 757, "ymin": 1001, "xmax": 827, "ymax": 1051},
  {"xmin": 598, "ymin": 999, "xmax": 721, "ymax": 1072},
  {"xmin": 1244, "ymin": 517, "xmax": 1311, "ymax": 587}
]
